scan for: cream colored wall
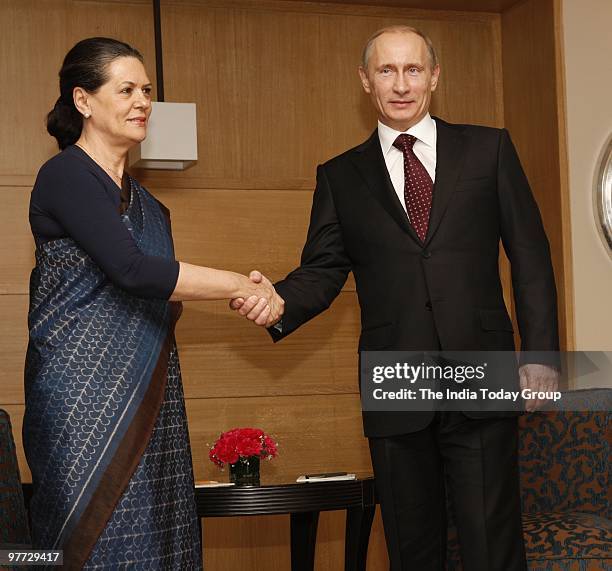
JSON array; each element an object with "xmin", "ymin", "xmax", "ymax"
[{"xmin": 562, "ymin": 0, "xmax": 612, "ymax": 350}]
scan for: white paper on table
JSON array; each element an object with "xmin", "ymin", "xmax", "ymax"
[
  {"xmin": 195, "ymin": 482, "xmax": 235, "ymax": 488},
  {"xmin": 296, "ymin": 474, "xmax": 356, "ymax": 483}
]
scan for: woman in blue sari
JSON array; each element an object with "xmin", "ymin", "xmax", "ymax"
[{"xmin": 24, "ymin": 37, "xmax": 283, "ymax": 570}]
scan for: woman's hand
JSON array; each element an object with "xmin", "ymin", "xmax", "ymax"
[{"xmin": 231, "ymin": 271, "xmax": 284, "ymax": 327}]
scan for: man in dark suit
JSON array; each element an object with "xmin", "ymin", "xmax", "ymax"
[{"xmin": 232, "ymin": 25, "xmax": 559, "ymax": 570}]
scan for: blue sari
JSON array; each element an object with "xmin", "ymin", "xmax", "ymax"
[{"xmin": 24, "ymin": 178, "xmax": 202, "ymax": 570}]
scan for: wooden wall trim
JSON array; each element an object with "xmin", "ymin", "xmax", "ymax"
[
  {"xmin": 0, "ymin": 176, "xmax": 36, "ymax": 188},
  {"xmin": 0, "ymin": 176, "xmax": 316, "ymax": 191},
  {"xmin": 552, "ymin": 0, "xmax": 575, "ymax": 350},
  {"xmin": 133, "ymin": 175, "xmax": 317, "ymax": 191},
  {"xmin": 91, "ymin": 0, "xmax": 500, "ymax": 21},
  {"xmin": 185, "ymin": 0, "xmax": 496, "ymax": 21},
  {"xmin": 491, "ymin": 15, "xmax": 505, "ymax": 127},
  {"xmin": 501, "ymin": 0, "xmax": 572, "ymax": 350}
]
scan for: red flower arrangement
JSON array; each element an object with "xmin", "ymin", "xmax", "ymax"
[{"xmin": 209, "ymin": 427, "xmax": 278, "ymax": 468}]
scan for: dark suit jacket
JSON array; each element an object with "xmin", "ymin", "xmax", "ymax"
[{"xmin": 271, "ymin": 117, "xmax": 559, "ymax": 437}]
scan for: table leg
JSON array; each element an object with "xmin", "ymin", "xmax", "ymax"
[
  {"xmin": 345, "ymin": 505, "xmax": 375, "ymax": 571},
  {"xmin": 290, "ymin": 511, "xmax": 319, "ymax": 571}
]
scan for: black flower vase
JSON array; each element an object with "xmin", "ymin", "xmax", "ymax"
[{"xmin": 229, "ymin": 456, "xmax": 260, "ymax": 486}]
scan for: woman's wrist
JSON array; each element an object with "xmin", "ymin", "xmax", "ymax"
[{"xmin": 233, "ymin": 272, "xmax": 256, "ymax": 301}]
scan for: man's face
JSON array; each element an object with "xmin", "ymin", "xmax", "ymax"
[{"xmin": 359, "ymin": 31, "xmax": 440, "ymax": 131}]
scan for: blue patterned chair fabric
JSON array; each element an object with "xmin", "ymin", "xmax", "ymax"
[
  {"xmin": 447, "ymin": 389, "xmax": 611, "ymax": 570},
  {"xmin": 0, "ymin": 409, "xmax": 31, "ymax": 548}
]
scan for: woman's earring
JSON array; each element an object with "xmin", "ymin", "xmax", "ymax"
[{"xmin": 84, "ymin": 113, "xmax": 91, "ymax": 119}]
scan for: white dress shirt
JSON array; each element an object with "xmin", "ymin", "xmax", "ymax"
[{"xmin": 377, "ymin": 114, "xmax": 437, "ymax": 214}]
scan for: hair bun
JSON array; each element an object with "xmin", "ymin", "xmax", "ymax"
[{"xmin": 46, "ymin": 97, "xmax": 82, "ymax": 150}]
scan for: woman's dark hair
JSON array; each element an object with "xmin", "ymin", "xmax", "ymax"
[{"xmin": 47, "ymin": 37, "xmax": 144, "ymax": 149}]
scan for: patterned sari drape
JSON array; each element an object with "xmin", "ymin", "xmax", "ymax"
[{"xmin": 24, "ymin": 179, "xmax": 193, "ymax": 569}]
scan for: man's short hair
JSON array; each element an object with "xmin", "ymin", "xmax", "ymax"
[{"xmin": 361, "ymin": 25, "xmax": 438, "ymax": 70}]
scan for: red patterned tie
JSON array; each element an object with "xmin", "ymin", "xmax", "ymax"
[{"xmin": 393, "ymin": 134, "xmax": 433, "ymax": 242}]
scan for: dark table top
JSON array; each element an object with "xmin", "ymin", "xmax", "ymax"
[{"xmin": 195, "ymin": 475, "xmax": 375, "ymax": 517}]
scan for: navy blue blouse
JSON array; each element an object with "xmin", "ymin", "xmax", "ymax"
[{"xmin": 29, "ymin": 145, "xmax": 179, "ymax": 299}]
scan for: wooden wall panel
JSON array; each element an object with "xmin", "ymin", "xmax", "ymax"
[
  {"xmin": 187, "ymin": 394, "xmax": 370, "ymax": 481},
  {"xmin": 275, "ymin": 0, "xmax": 520, "ymax": 10},
  {"xmin": 0, "ymin": 0, "xmax": 156, "ymax": 179},
  {"xmin": 202, "ymin": 509, "xmax": 389, "ymax": 570},
  {"xmin": 129, "ymin": 2, "xmax": 503, "ymax": 190},
  {"xmin": 178, "ymin": 292, "xmax": 360, "ymax": 399},
  {"xmin": 0, "ymin": 189, "xmax": 34, "ymax": 295},
  {"xmin": 552, "ymin": 0, "xmax": 574, "ymax": 351},
  {"xmin": 0, "ymin": 297, "xmax": 29, "ymax": 405},
  {"xmin": 156, "ymin": 188, "xmax": 322, "ymax": 285},
  {"xmin": 501, "ymin": 0, "xmax": 573, "ymax": 349},
  {"xmin": 203, "ymin": 514, "xmax": 292, "ymax": 570}
]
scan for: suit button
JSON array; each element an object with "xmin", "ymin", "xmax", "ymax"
[
  {"xmin": 425, "ymin": 301, "xmax": 432, "ymax": 311},
  {"xmin": 422, "ymin": 250, "xmax": 431, "ymax": 259}
]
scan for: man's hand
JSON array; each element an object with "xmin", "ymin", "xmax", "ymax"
[
  {"xmin": 519, "ymin": 363, "xmax": 560, "ymax": 412},
  {"xmin": 230, "ymin": 270, "xmax": 284, "ymax": 327}
]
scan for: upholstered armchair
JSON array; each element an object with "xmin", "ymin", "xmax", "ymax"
[
  {"xmin": 448, "ymin": 388, "xmax": 611, "ymax": 570},
  {"xmin": 0, "ymin": 409, "xmax": 30, "ymax": 549},
  {"xmin": 519, "ymin": 388, "xmax": 610, "ymax": 570}
]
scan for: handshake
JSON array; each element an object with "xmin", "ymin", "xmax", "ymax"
[{"xmin": 230, "ymin": 270, "xmax": 284, "ymax": 328}]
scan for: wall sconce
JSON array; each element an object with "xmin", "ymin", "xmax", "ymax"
[
  {"xmin": 129, "ymin": 102, "xmax": 197, "ymax": 169},
  {"xmin": 128, "ymin": 0, "xmax": 197, "ymax": 170}
]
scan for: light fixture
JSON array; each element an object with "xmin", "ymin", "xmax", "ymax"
[{"xmin": 129, "ymin": 0, "xmax": 198, "ymax": 170}]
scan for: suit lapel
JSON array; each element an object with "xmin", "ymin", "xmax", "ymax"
[
  {"xmin": 425, "ymin": 118, "xmax": 467, "ymax": 246},
  {"xmin": 350, "ymin": 120, "xmax": 467, "ymax": 246},
  {"xmin": 350, "ymin": 130, "xmax": 420, "ymax": 242}
]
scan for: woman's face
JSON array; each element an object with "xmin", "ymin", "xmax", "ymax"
[{"xmin": 82, "ymin": 56, "xmax": 152, "ymax": 147}]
